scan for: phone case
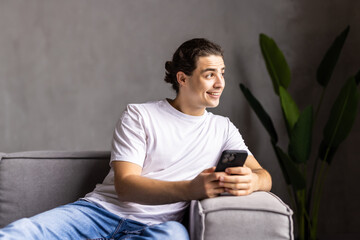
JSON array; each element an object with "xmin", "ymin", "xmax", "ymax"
[{"xmin": 215, "ymin": 150, "xmax": 248, "ymax": 172}]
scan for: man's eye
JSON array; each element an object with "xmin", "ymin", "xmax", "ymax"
[{"xmin": 205, "ymin": 73, "xmax": 214, "ymax": 78}]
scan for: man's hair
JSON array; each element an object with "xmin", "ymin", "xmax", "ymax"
[{"xmin": 164, "ymin": 38, "xmax": 224, "ymax": 93}]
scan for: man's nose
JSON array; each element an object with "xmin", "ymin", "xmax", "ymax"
[{"xmin": 214, "ymin": 74, "xmax": 225, "ymax": 88}]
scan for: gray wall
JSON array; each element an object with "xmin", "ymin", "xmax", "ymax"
[{"xmin": 0, "ymin": 0, "xmax": 359, "ymax": 238}]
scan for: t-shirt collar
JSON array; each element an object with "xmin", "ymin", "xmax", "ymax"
[{"xmin": 163, "ymin": 99, "xmax": 208, "ymax": 121}]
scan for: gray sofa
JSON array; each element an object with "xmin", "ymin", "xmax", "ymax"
[{"xmin": 0, "ymin": 151, "xmax": 294, "ymax": 239}]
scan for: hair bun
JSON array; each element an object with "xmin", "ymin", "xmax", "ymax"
[
  {"xmin": 164, "ymin": 61, "xmax": 174, "ymax": 84},
  {"xmin": 165, "ymin": 61, "xmax": 173, "ymax": 72}
]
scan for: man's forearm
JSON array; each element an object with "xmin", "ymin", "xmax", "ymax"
[
  {"xmin": 115, "ymin": 168, "xmax": 272, "ymax": 205},
  {"xmin": 252, "ymin": 168, "xmax": 272, "ymax": 192},
  {"xmin": 115, "ymin": 175, "xmax": 192, "ymax": 205}
]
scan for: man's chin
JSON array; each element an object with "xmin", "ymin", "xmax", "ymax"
[{"xmin": 206, "ymin": 101, "xmax": 220, "ymax": 108}]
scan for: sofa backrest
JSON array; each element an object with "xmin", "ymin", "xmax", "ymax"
[{"xmin": 0, "ymin": 151, "xmax": 110, "ymax": 228}]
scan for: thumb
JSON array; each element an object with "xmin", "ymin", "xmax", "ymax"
[{"xmin": 202, "ymin": 166, "xmax": 216, "ymax": 173}]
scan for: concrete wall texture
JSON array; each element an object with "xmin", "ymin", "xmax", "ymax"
[{"xmin": 1, "ymin": 0, "xmax": 359, "ymax": 238}]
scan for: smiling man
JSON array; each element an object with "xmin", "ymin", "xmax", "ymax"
[
  {"xmin": 169, "ymin": 54, "xmax": 225, "ymax": 115},
  {"xmin": 0, "ymin": 38, "xmax": 272, "ymax": 240}
]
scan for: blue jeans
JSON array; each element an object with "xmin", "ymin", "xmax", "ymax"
[{"xmin": 0, "ymin": 200, "xmax": 189, "ymax": 240}]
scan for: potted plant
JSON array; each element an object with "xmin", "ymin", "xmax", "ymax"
[{"xmin": 240, "ymin": 26, "xmax": 359, "ymax": 240}]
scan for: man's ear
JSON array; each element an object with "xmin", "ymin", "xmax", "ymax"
[{"xmin": 176, "ymin": 71, "xmax": 188, "ymax": 87}]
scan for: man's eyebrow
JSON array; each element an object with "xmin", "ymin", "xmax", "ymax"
[{"xmin": 200, "ymin": 67, "xmax": 226, "ymax": 73}]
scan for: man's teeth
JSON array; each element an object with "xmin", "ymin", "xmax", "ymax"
[{"xmin": 208, "ymin": 92, "xmax": 220, "ymax": 96}]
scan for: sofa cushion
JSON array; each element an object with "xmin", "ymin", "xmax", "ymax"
[
  {"xmin": 0, "ymin": 151, "xmax": 110, "ymax": 228},
  {"xmin": 189, "ymin": 191, "xmax": 294, "ymax": 240}
]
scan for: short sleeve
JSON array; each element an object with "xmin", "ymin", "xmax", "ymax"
[
  {"xmin": 223, "ymin": 118, "xmax": 253, "ymax": 156},
  {"xmin": 110, "ymin": 105, "xmax": 147, "ymax": 167}
]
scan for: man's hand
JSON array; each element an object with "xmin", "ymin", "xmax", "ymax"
[
  {"xmin": 218, "ymin": 166, "xmax": 259, "ymax": 196},
  {"xmin": 217, "ymin": 154, "xmax": 272, "ymax": 196},
  {"xmin": 188, "ymin": 167, "xmax": 227, "ymax": 199}
]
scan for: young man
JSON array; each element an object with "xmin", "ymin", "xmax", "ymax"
[{"xmin": 0, "ymin": 38, "xmax": 271, "ymax": 240}]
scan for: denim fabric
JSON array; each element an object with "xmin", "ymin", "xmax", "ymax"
[{"xmin": 0, "ymin": 200, "xmax": 189, "ymax": 240}]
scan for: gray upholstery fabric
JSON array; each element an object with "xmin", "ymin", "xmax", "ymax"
[
  {"xmin": 0, "ymin": 151, "xmax": 110, "ymax": 227},
  {"xmin": 190, "ymin": 192, "xmax": 294, "ymax": 240},
  {"xmin": 0, "ymin": 151, "xmax": 293, "ymax": 239}
]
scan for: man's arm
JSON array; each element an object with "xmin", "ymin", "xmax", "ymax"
[
  {"xmin": 112, "ymin": 161, "xmax": 227, "ymax": 205},
  {"xmin": 218, "ymin": 155, "xmax": 272, "ymax": 196}
]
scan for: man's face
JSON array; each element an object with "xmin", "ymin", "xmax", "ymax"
[{"xmin": 183, "ymin": 55, "xmax": 225, "ymax": 110}]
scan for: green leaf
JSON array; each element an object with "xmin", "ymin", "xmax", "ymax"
[
  {"xmin": 240, "ymin": 84, "xmax": 278, "ymax": 143},
  {"xmin": 260, "ymin": 34, "xmax": 291, "ymax": 95},
  {"xmin": 318, "ymin": 141, "xmax": 338, "ymax": 164},
  {"xmin": 288, "ymin": 106, "xmax": 313, "ymax": 163},
  {"xmin": 274, "ymin": 146, "xmax": 306, "ymax": 190},
  {"xmin": 319, "ymin": 77, "xmax": 360, "ymax": 163},
  {"xmin": 316, "ymin": 26, "xmax": 350, "ymax": 87},
  {"xmin": 272, "ymin": 143, "xmax": 291, "ymax": 185},
  {"xmin": 279, "ymin": 86, "xmax": 300, "ymax": 132}
]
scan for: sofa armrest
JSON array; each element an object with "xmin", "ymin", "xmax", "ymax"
[{"xmin": 189, "ymin": 192, "xmax": 294, "ymax": 240}]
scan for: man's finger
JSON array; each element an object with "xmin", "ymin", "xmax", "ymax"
[
  {"xmin": 219, "ymin": 175, "xmax": 251, "ymax": 183},
  {"xmin": 226, "ymin": 188, "xmax": 251, "ymax": 196},
  {"xmin": 205, "ymin": 172, "xmax": 223, "ymax": 182},
  {"xmin": 220, "ymin": 182, "xmax": 250, "ymax": 190},
  {"xmin": 225, "ymin": 166, "xmax": 252, "ymax": 175}
]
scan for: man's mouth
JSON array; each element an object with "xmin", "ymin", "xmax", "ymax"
[{"xmin": 207, "ymin": 92, "xmax": 221, "ymax": 96}]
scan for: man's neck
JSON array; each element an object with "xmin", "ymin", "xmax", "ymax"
[{"xmin": 167, "ymin": 98, "xmax": 205, "ymax": 116}]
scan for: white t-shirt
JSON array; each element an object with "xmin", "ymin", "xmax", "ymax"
[{"xmin": 84, "ymin": 99, "xmax": 252, "ymax": 225}]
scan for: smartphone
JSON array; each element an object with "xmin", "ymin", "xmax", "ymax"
[{"xmin": 215, "ymin": 150, "xmax": 248, "ymax": 172}]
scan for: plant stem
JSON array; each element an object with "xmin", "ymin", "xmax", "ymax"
[
  {"xmin": 310, "ymin": 162, "xmax": 329, "ymax": 239},
  {"xmin": 297, "ymin": 189, "xmax": 307, "ymax": 240},
  {"xmin": 311, "ymin": 160, "xmax": 325, "ymax": 212},
  {"xmin": 307, "ymin": 154, "xmax": 319, "ymax": 211},
  {"xmin": 308, "ymin": 86, "xmax": 326, "ymax": 213},
  {"xmin": 310, "ymin": 152, "xmax": 331, "ymax": 239}
]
